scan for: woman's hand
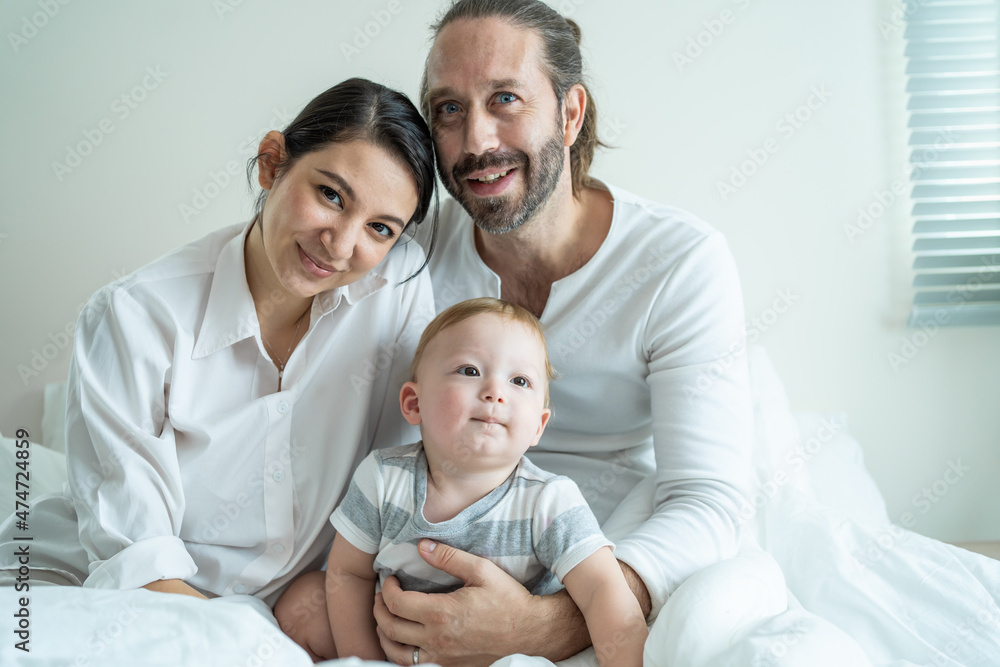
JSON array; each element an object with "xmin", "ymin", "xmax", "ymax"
[
  {"xmin": 142, "ymin": 579, "xmax": 208, "ymax": 599},
  {"xmin": 373, "ymin": 539, "xmax": 589, "ymax": 666}
]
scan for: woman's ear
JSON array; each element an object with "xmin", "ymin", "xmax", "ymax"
[
  {"xmin": 400, "ymin": 381, "xmax": 422, "ymax": 426},
  {"xmin": 257, "ymin": 130, "xmax": 287, "ymax": 190}
]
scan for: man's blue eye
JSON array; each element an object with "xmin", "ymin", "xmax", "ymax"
[
  {"xmin": 497, "ymin": 93, "xmax": 516, "ymax": 104},
  {"xmin": 442, "ymin": 103, "xmax": 460, "ymax": 114}
]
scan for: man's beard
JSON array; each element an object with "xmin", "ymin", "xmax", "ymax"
[{"xmin": 439, "ymin": 128, "xmax": 566, "ymax": 235}]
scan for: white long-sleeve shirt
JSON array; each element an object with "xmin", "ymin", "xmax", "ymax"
[
  {"xmin": 65, "ymin": 222, "xmax": 434, "ymax": 601},
  {"xmin": 422, "ymin": 183, "xmax": 753, "ymax": 617}
]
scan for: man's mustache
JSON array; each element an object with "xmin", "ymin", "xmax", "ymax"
[{"xmin": 453, "ymin": 150, "xmax": 528, "ymax": 181}]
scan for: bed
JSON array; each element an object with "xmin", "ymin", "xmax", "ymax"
[{"xmin": 2, "ymin": 346, "xmax": 998, "ymax": 666}]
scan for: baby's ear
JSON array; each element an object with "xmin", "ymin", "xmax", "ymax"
[
  {"xmin": 530, "ymin": 408, "xmax": 552, "ymax": 447},
  {"xmin": 399, "ymin": 381, "xmax": 422, "ymax": 426}
]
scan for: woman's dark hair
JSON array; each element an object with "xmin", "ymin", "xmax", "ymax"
[
  {"xmin": 421, "ymin": 0, "xmax": 604, "ymax": 196},
  {"xmin": 246, "ymin": 77, "xmax": 437, "ymax": 281}
]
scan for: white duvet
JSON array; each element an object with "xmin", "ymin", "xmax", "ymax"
[{"xmin": 2, "ymin": 347, "xmax": 998, "ymax": 666}]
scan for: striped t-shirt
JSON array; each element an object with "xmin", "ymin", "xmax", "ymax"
[{"xmin": 330, "ymin": 442, "xmax": 612, "ymax": 594}]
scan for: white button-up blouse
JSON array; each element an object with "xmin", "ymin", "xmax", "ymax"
[{"xmin": 65, "ymin": 222, "xmax": 434, "ymax": 601}]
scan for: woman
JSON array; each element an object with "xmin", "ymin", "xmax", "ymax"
[{"xmin": 0, "ymin": 78, "xmax": 437, "ymax": 610}]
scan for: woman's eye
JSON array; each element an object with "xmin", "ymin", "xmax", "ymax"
[
  {"xmin": 511, "ymin": 376, "xmax": 529, "ymax": 387},
  {"xmin": 459, "ymin": 366, "xmax": 480, "ymax": 377},
  {"xmin": 319, "ymin": 185, "xmax": 342, "ymax": 206},
  {"xmin": 369, "ymin": 222, "xmax": 395, "ymax": 239},
  {"xmin": 496, "ymin": 92, "xmax": 516, "ymax": 104}
]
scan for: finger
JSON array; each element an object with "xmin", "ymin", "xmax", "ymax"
[
  {"xmin": 376, "ymin": 626, "xmax": 417, "ymax": 666},
  {"xmin": 374, "ymin": 587, "xmax": 426, "ymax": 647},
  {"xmin": 416, "ymin": 538, "xmax": 490, "ymax": 586}
]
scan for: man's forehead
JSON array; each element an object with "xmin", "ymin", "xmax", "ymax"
[{"xmin": 426, "ymin": 17, "xmax": 548, "ymax": 93}]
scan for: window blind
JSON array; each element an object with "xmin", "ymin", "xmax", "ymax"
[{"xmin": 905, "ymin": 0, "xmax": 1000, "ymax": 326}]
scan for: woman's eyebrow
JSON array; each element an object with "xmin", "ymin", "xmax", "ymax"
[{"xmin": 315, "ymin": 169, "xmax": 356, "ymax": 201}]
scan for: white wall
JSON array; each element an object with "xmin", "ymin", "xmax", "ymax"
[{"xmin": 1, "ymin": 0, "xmax": 997, "ymax": 541}]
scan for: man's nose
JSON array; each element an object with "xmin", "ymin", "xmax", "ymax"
[{"xmin": 463, "ymin": 107, "xmax": 500, "ymax": 157}]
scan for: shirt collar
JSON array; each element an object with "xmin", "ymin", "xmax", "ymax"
[
  {"xmin": 192, "ymin": 223, "xmax": 260, "ymax": 360},
  {"xmin": 193, "ymin": 222, "xmax": 391, "ymax": 359},
  {"xmin": 312, "ymin": 267, "xmax": 388, "ymax": 313}
]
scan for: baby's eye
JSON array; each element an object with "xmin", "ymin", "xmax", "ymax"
[
  {"xmin": 458, "ymin": 366, "xmax": 480, "ymax": 377},
  {"xmin": 511, "ymin": 376, "xmax": 529, "ymax": 388}
]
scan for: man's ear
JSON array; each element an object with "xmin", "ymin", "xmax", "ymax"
[
  {"xmin": 529, "ymin": 408, "xmax": 552, "ymax": 447},
  {"xmin": 256, "ymin": 130, "xmax": 287, "ymax": 190},
  {"xmin": 400, "ymin": 381, "xmax": 422, "ymax": 426},
  {"xmin": 561, "ymin": 84, "xmax": 587, "ymax": 148}
]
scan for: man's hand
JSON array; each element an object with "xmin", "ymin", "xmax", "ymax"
[
  {"xmin": 373, "ymin": 539, "xmax": 589, "ymax": 666},
  {"xmin": 619, "ymin": 561, "xmax": 652, "ymax": 619}
]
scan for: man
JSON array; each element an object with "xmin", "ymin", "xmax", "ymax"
[{"xmin": 373, "ymin": 1, "xmax": 753, "ymax": 664}]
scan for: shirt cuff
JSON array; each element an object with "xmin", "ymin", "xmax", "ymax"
[
  {"xmin": 613, "ymin": 539, "xmax": 670, "ymax": 622},
  {"xmin": 83, "ymin": 535, "xmax": 198, "ymax": 590}
]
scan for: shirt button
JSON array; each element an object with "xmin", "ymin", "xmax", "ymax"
[
  {"xmin": 233, "ymin": 583, "xmax": 247, "ymax": 594},
  {"xmin": 272, "ymin": 470, "xmax": 285, "ymax": 482},
  {"xmin": 276, "ymin": 401, "xmax": 289, "ymax": 414},
  {"xmin": 271, "ymin": 543, "xmax": 285, "ymax": 554}
]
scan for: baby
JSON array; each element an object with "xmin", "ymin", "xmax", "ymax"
[{"xmin": 276, "ymin": 297, "xmax": 647, "ymax": 665}]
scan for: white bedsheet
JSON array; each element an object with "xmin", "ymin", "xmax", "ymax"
[{"xmin": 2, "ymin": 347, "xmax": 999, "ymax": 666}]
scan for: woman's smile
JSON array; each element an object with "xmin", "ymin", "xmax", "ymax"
[{"xmin": 297, "ymin": 244, "xmax": 339, "ymax": 278}]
